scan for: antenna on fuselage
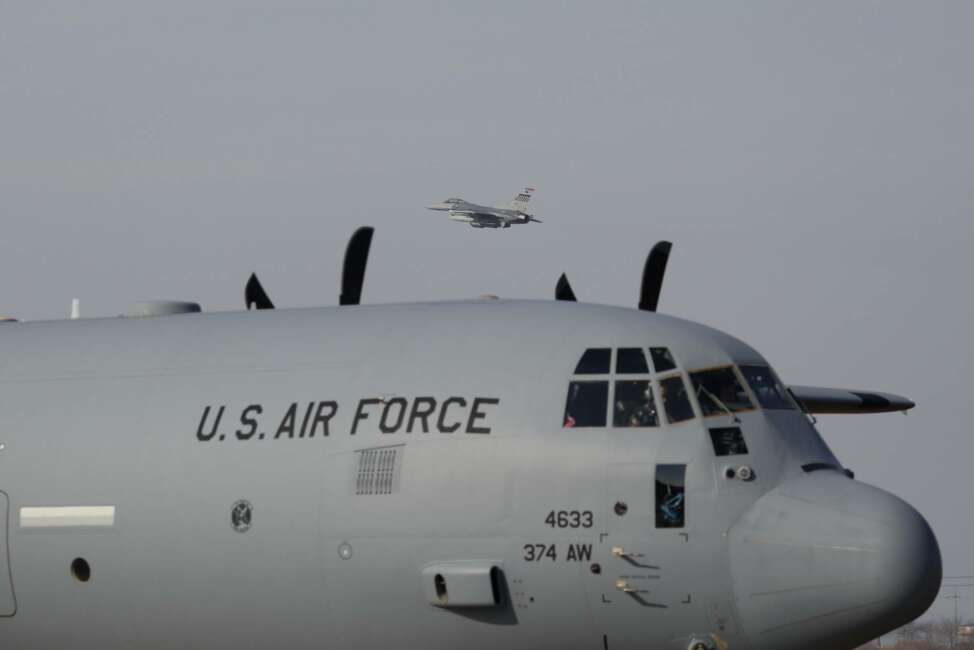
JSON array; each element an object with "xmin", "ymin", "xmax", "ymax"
[{"xmin": 244, "ymin": 226, "xmax": 374, "ymax": 310}]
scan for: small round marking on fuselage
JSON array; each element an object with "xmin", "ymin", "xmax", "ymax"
[{"xmin": 231, "ymin": 500, "xmax": 253, "ymax": 532}]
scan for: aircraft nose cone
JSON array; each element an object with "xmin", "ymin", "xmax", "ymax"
[{"xmin": 728, "ymin": 471, "xmax": 941, "ymax": 650}]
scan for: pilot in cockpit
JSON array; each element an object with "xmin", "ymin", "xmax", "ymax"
[{"xmin": 614, "ymin": 381, "xmax": 658, "ymax": 427}]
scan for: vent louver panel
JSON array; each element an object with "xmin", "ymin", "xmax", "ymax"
[{"xmin": 355, "ymin": 445, "xmax": 403, "ymax": 495}]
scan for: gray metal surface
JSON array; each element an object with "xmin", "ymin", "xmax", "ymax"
[
  {"xmin": 0, "ymin": 299, "xmax": 940, "ymax": 649},
  {"xmin": 788, "ymin": 384, "xmax": 915, "ymax": 414}
]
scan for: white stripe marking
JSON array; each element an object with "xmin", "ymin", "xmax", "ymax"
[{"xmin": 20, "ymin": 506, "xmax": 116, "ymax": 528}]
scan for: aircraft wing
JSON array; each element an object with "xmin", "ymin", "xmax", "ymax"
[
  {"xmin": 451, "ymin": 209, "xmax": 496, "ymax": 218},
  {"xmin": 787, "ymin": 385, "xmax": 915, "ymax": 414},
  {"xmin": 458, "ymin": 211, "xmax": 504, "ymax": 224}
]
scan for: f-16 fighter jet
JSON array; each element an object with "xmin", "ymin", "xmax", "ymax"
[{"xmin": 427, "ymin": 187, "xmax": 541, "ymax": 228}]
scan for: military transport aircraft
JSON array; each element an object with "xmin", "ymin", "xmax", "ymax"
[
  {"xmin": 0, "ymin": 228, "xmax": 939, "ymax": 650},
  {"xmin": 427, "ymin": 187, "xmax": 541, "ymax": 228}
]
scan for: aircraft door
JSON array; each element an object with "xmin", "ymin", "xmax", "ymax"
[
  {"xmin": 0, "ymin": 492, "xmax": 15, "ymax": 616},
  {"xmin": 604, "ymin": 463, "xmax": 668, "ymax": 606},
  {"xmin": 585, "ymin": 463, "xmax": 682, "ymax": 648}
]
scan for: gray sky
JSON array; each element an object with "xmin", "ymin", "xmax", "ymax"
[{"xmin": 2, "ymin": 1, "xmax": 972, "ymax": 621}]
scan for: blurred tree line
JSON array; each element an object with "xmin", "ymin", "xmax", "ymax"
[{"xmin": 856, "ymin": 617, "xmax": 974, "ymax": 648}]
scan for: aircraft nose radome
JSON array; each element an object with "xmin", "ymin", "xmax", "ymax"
[{"xmin": 728, "ymin": 472, "xmax": 941, "ymax": 650}]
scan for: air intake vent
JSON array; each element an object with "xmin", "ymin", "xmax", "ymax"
[{"xmin": 355, "ymin": 445, "xmax": 403, "ymax": 495}]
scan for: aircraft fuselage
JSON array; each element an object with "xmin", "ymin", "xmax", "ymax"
[
  {"xmin": 427, "ymin": 199, "xmax": 530, "ymax": 228},
  {"xmin": 0, "ymin": 301, "xmax": 940, "ymax": 650}
]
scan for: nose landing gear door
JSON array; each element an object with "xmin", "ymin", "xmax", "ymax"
[{"xmin": 0, "ymin": 492, "xmax": 15, "ymax": 616}]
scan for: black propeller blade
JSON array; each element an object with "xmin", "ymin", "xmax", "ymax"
[
  {"xmin": 339, "ymin": 226, "xmax": 374, "ymax": 306},
  {"xmin": 245, "ymin": 273, "xmax": 275, "ymax": 310},
  {"xmin": 555, "ymin": 273, "xmax": 577, "ymax": 302},
  {"xmin": 638, "ymin": 241, "xmax": 672, "ymax": 312},
  {"xmin": 245, "ymin": 227, "xmax": 374, "ymax": 310}
]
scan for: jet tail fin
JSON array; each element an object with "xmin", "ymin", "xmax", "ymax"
[{"xmin": 507, "ymin": 187, "xmax": 534, "ymax": 213}]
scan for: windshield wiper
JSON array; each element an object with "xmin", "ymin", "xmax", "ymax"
[{"xmin": 696, "ymin": 384, "xmax": 740, "ymax": 423}]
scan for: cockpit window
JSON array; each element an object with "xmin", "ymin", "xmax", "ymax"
[
  {"xmin": 659, "ymin": 375, "xmax": 694, "ymax": 423},
  {"xmin": 689, "ymin": 367, "xmax": 754, "ymax": 417},
  {"xmin": 574, "ymin": 348, "xmax": 611, "ymax": 374},
  {"xmin": 709, "ymin": 427, "xmax": 749, "ymax": 456},
  {"xmin": 564, "ymin": 381, "xmax": 609, "ymax": 427},
  {"xmin": 613, "ymin": 380, "xmax": 659, "ymax": 427},
  {"xmin": 739, "ymin": 365, "xmax": 795, "ymax": 410},
  {"xmin": 655, "ymin": 464, "xmax": 686, "ymax": 528},
  {"xmin": 564, "ymin": 347, "xmax": 700, "ymax": 428},
  {"xmin": 616, "ymin": 348, "xmax": 649, "ymax": 374},
  {"xmin": 650, "ymin": 347, "xmax": 677, "ymax": 373}
]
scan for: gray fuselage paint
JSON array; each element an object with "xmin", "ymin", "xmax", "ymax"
[{"xmin": 0, "ymin": 300, "xmax": 932, "ymax": 650}]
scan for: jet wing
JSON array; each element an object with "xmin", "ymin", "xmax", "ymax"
[
  {"xmin": 458, "ymin": 212, "xmax": 503, "ymax": 224},
  {"xmin": 788, "ymin": 385, "xmax": 915, "ymax": 414},
  {"xmin": 452, "ymin": 210, "xmax": 497, "ymax": 218}
]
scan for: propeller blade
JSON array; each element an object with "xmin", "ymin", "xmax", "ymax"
[
  {"xmin": 339, "ymin": 226, "xmax": 374, "ymax": 306},
  {"xmin": 245, "ymin": 273, "xmax": 275, "ymax": 310},
  {"xmin": 555, "ymin": 273, "xmax": 577, "ymax": 302},
  {"xmin": 638, "ymin": 241, "xmax": 672, "ymax": 312}
]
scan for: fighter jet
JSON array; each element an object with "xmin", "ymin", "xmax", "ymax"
[
  {"xmin": 0, "ymin": 228, "xmax": 941, "ymax": 650},
  {"xmin": 427, "ymin": 187, "xmax": 541, "ymax": 228}
]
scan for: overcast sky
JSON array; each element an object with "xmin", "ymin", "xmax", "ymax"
[{"xmin": 2, "ymin": 1, "xmax": 972, "ymax": 622}]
